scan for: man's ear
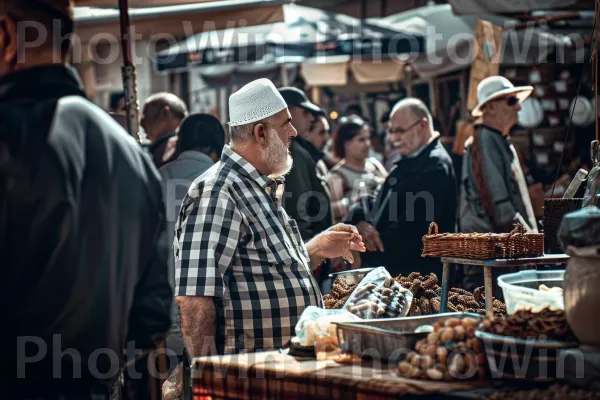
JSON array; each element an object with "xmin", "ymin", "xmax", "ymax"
[
  {"xmin": 0, "ymin": 16, "xmax": 18, "ymax": 66},
  {"xmin": 253, "ymin": 123, "xmax": 267, "ymax": 145}
]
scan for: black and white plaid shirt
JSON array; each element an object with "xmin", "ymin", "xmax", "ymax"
[{"xmin": 174, "ymin": 146, "xmax": 322, "ymax": 354}]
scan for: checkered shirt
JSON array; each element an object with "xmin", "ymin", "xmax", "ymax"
[{"xmin": 174, "ymin": 145, "xmax": 323, "ymax": 354}]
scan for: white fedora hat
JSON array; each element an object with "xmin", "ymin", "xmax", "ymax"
[
  {"xmin": 471, "ymin": 76, "xmax": 533, "ymax": 117},
  {"xmin": 229, "ymin": 78, "xmax": 287, "ymax": 127}
]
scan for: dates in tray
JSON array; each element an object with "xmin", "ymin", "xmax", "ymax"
[{"xmin": 345, "ymin": 277, "xmax": 413, "ymax": 319}]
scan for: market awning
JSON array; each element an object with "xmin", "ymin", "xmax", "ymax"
[
  {"xmin": 154, "ymin": 3, "xmax": 425, "ymax": 72},
  {"xmin": 448, "ymin": 0, "xmax": 595, "ymax": 15},
  {"xmin": 76, "ymin": 0, "xmax": 251, "ymax": 7},
  {"xmin": 74, "ymin": 0, "xmax": 285, "ymax": 42},
  {"xmin": 374, "ymin": 4, "xmax": 574, "ymax": 79}
]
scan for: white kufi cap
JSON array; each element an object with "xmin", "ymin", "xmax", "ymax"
[{"xmin": 228, "ymin": 78, "xmax": 287, "ymax": 126}]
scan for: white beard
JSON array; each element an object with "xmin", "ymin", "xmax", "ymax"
[{"xmin": 261, "ymin": 127, "xmax": 293, "ymax": 177}]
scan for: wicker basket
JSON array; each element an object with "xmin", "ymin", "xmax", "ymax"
[
  {"xmin": 543, "ymin": 198, "xmax": 582, "ymax": 254},
  {"xmin": 422, "ymin": 222, "xmax": 544, "ymax": 260}
]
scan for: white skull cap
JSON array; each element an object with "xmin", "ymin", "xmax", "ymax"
[{"xmin": 228, "ymin": 78, "xmax": 288, "ymax": 126}]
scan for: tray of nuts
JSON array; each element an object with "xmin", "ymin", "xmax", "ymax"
[
  {"xmin": 334, "ymin": 312, "xmax": 481, "ymax": 362},
  {"xmin": 475, "ymin": 307, "xmax": 579, "ymax": 381},
  {"xmin": 397, "ymin": 315, "xmax": 486, "ymax": 381}
]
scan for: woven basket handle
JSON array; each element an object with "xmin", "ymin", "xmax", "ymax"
[
  {"xmin": 509, "ymin": 223, "xmax": 527, "ymax": 237},
  {"xmin": 428, "ymin": 222, "xmax": 439, "ymax": 235}
]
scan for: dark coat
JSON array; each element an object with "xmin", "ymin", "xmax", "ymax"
[
  {"xmin": 346, "ymin": 138, "xmax": 457, "ymax": 279},
  {"xmin": 0, "ymin": 66, "xmax": 172, "ymax": 394},
  {"xmin": 283, "ymin": 138, "xmax": 332, "ymax": 240}
]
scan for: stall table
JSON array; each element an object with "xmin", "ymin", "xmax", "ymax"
[
  {"xmin": 439, "ymin": 254, "xmax": 570, "ymax": 315},
  {"xmin": 191, "ymin": 351, "xmax": 492, "ymax": 400}
]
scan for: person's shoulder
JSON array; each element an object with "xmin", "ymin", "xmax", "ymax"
[
  {"xmin": 291, "ymin": 139, "xmax": 316, "ymax": 165},
  {"xmin": 366, "ymin": 157, "xmax": 387, "ymax": 176},
  {"xmin": 55, "ymin": 95, "xmax": 147, "ymax": 158}
]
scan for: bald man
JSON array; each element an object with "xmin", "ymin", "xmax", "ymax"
[
  {"xmin": 346, "ymin": 98, "xmax": 457, "ymax": 279},
  {"xmin": 141, "ymin": 92, "xmax": 188, "ymax": 168},
  {"xmin": 0, "ymin": 2, "xmax": 172, "ymax": 398}
]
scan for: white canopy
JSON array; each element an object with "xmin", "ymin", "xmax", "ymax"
[
  {"xmin": 448, "ymin": 0, "xmax": 595, "ymax": 15},
  {"xmin": 374, "ymin": 4, "xmax": 573, "ymax": 79}
]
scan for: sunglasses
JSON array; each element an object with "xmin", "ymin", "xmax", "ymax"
[
  {"xmin": 499, "ymin": 96, "xmax": 519, "ymax": 106},
  {"xmin": 387, "ymin": 118, "xmax": 423, "ymax": 135}
]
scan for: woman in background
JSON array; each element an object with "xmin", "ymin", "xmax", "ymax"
[{"xmin": 327, "ymin": 115, "xmax": 388, "ymax": 222}]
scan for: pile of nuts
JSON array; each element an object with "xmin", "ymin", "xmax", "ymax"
[
  {"xmin": 323, "ymin": 277, "xmax": 357, "ymax": 309},
  {"xmin": 345, "ymin": 277, "xmax": 410, "ymax": 319},
  {"xmin": 479, "ymin": 307, "xmax": 577, "ymax": 342},
  {"xmin": 394, "ymin": 272, "xmax": 506, "ymax": 316},
  {"xmin": 325, "ymin": 272, "xmax": 508, "ymax": 318},
  {"xmin": 397, "ymin": 317, "xmax": 487, "ymax": 381},
  {"xmin": 487, "ymin": 384, "xmax": 600, "ymax": 400}
]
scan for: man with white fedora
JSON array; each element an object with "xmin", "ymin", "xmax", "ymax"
[
  {"xmin": 459, "ymin": 76, "xmax": 538, "ymax": 291},
  {"xmin": 174, "ymin": 78, "xmax": 365, "ymax": 357}
]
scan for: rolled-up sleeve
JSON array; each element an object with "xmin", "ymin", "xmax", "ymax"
[{"xmin": 174, "ymin": 188, "xmax": 242, "ymax": 298}]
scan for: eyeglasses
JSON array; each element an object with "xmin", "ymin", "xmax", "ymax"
[{"xmin": 387, "ymin": 118, "xmax": 422, "ymax": 135}]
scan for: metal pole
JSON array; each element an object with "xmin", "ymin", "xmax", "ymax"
[
  {"xmin": 484, "ymin": 266, "xmax": 493, "ymax": 318},
  {"xmin": 440, "ymin": 262, "xmax": 451, "ymax": 313},
  {"xmin": 118, "ymin": 0, "xmax": 143, "ymax": 144},
  {"xmin": 280, "ymin": 63, "xmax": 289, "ymax": 87}
]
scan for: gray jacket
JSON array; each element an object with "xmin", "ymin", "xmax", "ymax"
[
  {"xmin": 459, "ymin": 125, "xmax": 537, "ymax": 234},
  {"xmin": 159, "ymin": 150, "xmax": 215, "ymax": 357}
]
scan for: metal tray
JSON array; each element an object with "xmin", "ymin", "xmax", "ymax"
[{"xmin": 334, "ymin": 312, "xmax": 482, "ymax": 362}]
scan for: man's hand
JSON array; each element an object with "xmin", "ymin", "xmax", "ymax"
[
  {"xmin": 356, "ymin": 221, "xmax": 384, "ymax": 252},
  {"xmin": 307, "ymin": 223, "xmax": 366, "ymax": 265}
]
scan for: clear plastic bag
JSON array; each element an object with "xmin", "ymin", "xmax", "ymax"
[
  {"xmin": 342, "ymin": 267, "xmax": 413, "ymax": 319},
  {"xmin": 162, "ymin": 362, "xmax": 183, "ymax": 400},
  {"xmin": 294, "ymin": 306, "xmax": 361, "ymax": 347},
  {"xmin": 582, "ymin": 165, "xmax": 600, "ymax": 207},
  {"xmin": 582, "ymin": 141, "xmax": 600, "ymax": 207}
]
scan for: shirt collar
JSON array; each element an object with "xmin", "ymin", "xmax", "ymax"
[
  {"xmin": 221, "ymin": 145, "xmax": 285, "ymax": 189},
  {"xmin": 0, "ymin": 65, "xmax": 85, "ymax": 102},
  {"xmin": 404, "ymin": 131, "xmax": 440, "ymax": 159}
]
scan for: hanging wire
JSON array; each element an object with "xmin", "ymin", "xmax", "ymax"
[{"xmin": 550, "ymin": 0, "xmax": 600, "ymax": 197}]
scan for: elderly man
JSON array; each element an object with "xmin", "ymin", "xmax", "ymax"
[
  {"xmin": 460, "ymin": 76, "xmax": 538, "ymax": 291},
  {"xmin": 141, "ymin": 92, "xmax": 188, "ymax": 167},
  {"xmin": 1, "ymin": 1, "xmax": 172, "ymax": 398},
  {"xmin": 278, "ymin": 87, "xmax": 333, "ymax": 240},
  {"xmin": 175, "ymin": 78, "xmax": 364, "ymax": 356},
  {"xmin": 346, "ymin": 98, "xmax": 457, "ymax": 279}
]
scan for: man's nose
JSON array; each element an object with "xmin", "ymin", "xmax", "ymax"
[
  {"xmin": 290, "ymin": 125, "xmax": 298, "ymax": 138},
  {"xmin": 515, "ymin": 103, "xmax": 522, "ymax": 111}
]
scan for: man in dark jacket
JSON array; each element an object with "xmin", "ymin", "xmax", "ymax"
[
  {"xmin": 0, "ymin": 1, "xmax": 172, "ymax": 398},
  {"xmin": 346, "ymin": 98, "xmax": 457, "ymax": 279},
  {"xmin": 278, "ymin": 87, "xmax": 332, "ymax": 240}
]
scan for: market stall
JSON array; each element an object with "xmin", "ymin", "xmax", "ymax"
[{"xmin": 183, "ymin": 194, "xmax": 600, "ymax": 399}]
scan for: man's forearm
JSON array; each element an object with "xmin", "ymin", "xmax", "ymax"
[{"xmin": 177, "ymin": 296, "xmax": 217, "ymax": 359}]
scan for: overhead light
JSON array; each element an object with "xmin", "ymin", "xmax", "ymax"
[{"xmin": 330, "ymin": 111, "xmax": 339, "ymax": 120}]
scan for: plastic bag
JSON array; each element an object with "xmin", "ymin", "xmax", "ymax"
[
  {"xmin": 558, "ymin": 206, "xmax": 600, "ymax": 249},
  {"xmin": 582, "ymin": 165, "xmax": 600, "ymax": 207},
  {"xmin": 162, "ymin": 362, "xmax": 183, "ymax": 400},
  {"xmin": 294, "ymin": 306, "xmax": 361, "ymax": 347},
  {"xmin": 582, "ymin": 141, "xmax": 600, "ymax": 207},
  {"xmin": 342, "ymin": 267, "xmax": 413, "ymax": 319}
]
